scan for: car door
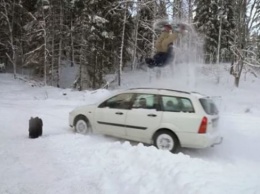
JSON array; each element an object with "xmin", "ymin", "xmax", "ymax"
[
  {"xmin": 94, "ymin": 93, "xmax": 134, "ymax": 138},
  {"xmin": 160, "ymin": 95, "xmax": 201, "ymax": 133},
  {"xmin": 125, "ymin": 93, "xmax": 163, "ymax": 143}
]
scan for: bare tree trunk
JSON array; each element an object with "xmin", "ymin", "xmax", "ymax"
[
  {"xmin": 57, "ymin": 39, "xmax": 62, "ymax": 87},
  {"xmin": 132, "ymin": 5, "xmax": 140, "ymax": 70},
  {"xmin": 216, "ymin": 0, "xmax": 223, "ymax": 65},
  {"xmin": 70, "ymin": 10, "xmax": 75, "ymax": 67},
  {"xmin": 188, "ymin": 0, "xmax": 193, "ymax": 23},
  {"xmin": 216, "ymin": 0, "xmax": 223, "ymax": 84},
  {"xmin": 20, "ymin": 29, "xmax": 24, "ymax": 74},
  {"xmin": 40, "ymin": 1, "xmax": 47, "ymax": 85},
  {"xmin": 235, "ymin": 0, "xmax": 246, "ymax": 87},
  {"xmin": 118, "ymin": 3, "xmax": 127, "ymax": 86},
  {"xmin": 43, "ymin": 26, "xmax": 47, "ymax": 85},
  {"xmin": 93, "ymin": 48, "xmax": 97, "ymax": 88},
  {"xmin": 235, "ymin": 60, "xmax": 244, "ymax": 87},
  {"xmin": 78, "ymin": 23, "xmax": 85, "ymax": 91},
  {"xmin": 2, "ymin": 0, "xmax": 16, "ymax": 78},
  {"xmin": 99, "ymin": 42, "xmax": 105, "ymax": 87},
  {"xmin": 51, "ymin": 6, "xmax": 55, "ymax": 86},
  {"xmin": 57, "ymin": 0, "xmax": 63, "ymax": 87},
  {"xmin": 151, "ymin": 1, "xmax": 156, "ymax": 57},
  {"xmin": 230, "ymin": 57, "xmax": 234, "ymax": 75},
  {"xmin": 10, "ymin": 0, "xmax": 16, "ymax": 78},
  {"xmin": 51, "ymin": 33, "xmax": 55, "ymax": 85}
]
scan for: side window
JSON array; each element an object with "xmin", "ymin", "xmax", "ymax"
[
  {"xmin": 132, "ymin": 94, "xmax": 156, "ymax": 109},
  {"xmin": 98, "ymin": 93, "xmax": 133, "ymax": 109},
  {"xmin": 161, "ymin": 96, "xmax": 195, "ymax": 113},
  {"xmin": 180, "ymin": 98, "xmax": 195, "ymax": 113},
  {"xmin": 162, "ymin": 96, "xmax": 181, "ymax": 112}
]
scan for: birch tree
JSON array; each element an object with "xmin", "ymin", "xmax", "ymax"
[
  {"xmin": 118, "ymin": 3, "xmax": 128, "ymax": 86},
  {"xmin": 229, "ymin": 0, "xmax": 247, "ymax": 87},
  {"xmin": 131, "ymin": 2, "xmax": 140, "ymax": 70},
  {"xmin": 57, "ymin": 0, "xmax": 64, "ymax": 87}
]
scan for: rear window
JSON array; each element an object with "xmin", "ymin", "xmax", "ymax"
[{"xmin": 199, "ymin": 98, "xmax": 218, "ymax": 115}]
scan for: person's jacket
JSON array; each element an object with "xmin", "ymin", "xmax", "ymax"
[{"xmin": 155, "ymin": 31, "xmax": 178, "ymax": 53}]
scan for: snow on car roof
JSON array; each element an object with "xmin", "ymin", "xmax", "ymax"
[
  {"xmin": 190, "ymin": 91, "xmax": 207, "ymax": 98},
  {"xmin": 129, "ymin": 87, "xmax": 190, "ymax": 94},
  {"xmin": 124, "ymin": 88, "xmax": 211, "ymax": 99}
]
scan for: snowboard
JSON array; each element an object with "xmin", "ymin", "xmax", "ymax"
[{"xmin": 153, "ymin": 19, "xmax": 194, "ymax": 33}]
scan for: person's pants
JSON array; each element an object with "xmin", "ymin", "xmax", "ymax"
[
  {"xmin": 154, "ymin": 52, "xmax": 168, "ymax": 66},
  {"xmin": 145, "ymin": 47, "xmax": 174, "ymax": 68},
  {"xmin": 154, "ymin": 47, "xmax": 174, "ymax": 67}
]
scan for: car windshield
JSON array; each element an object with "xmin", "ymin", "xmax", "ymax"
[{"xmin": 199, "ymin": 98, "xmax": 218, "ymax": 115}]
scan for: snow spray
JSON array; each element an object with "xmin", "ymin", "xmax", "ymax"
[{"xmin": 152, "ymin": 19, "xmax": 204, "ymax": 88}]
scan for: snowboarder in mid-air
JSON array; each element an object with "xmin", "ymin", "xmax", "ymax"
[{"xmin": 145, "ymin": 23, "xmax": 186, "ymax": 68}]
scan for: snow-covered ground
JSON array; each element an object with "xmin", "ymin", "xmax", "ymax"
[{"xmin": 1, "ymin": 64, "xmax": 260, "ymax": 194}]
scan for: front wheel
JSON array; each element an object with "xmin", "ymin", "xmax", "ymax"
[
  {"xmin": 74, "ymin": 116, "xmax": 91, "ymax": 134},
  {"xmin": 153, "ymin": 130, "xmax": 179, "ymax": 153}
]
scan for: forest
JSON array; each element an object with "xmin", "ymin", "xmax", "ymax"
[{"xmin": 0, "ymin": 0, "xmax": 259, "ymax": 89}]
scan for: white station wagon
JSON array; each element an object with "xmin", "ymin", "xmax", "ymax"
[{"xmin": 69, "ymin": 88, "xmax": 223, "ymax": 153}]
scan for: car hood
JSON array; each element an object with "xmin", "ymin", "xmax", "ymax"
[{"xmin": 71, "ymin": 104, "xmax": 97, "ymax": 114}]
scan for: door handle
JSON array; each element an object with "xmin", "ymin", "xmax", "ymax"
[
  {"xmin": 116, "ymin": 112, "xmax": 123, "ymax": 115},
  {"xmin": 147, "ymin": 114, "xmax": 157, "ymax": 117}
]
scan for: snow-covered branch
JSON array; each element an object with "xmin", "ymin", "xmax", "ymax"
[
  {"xmin": 0, "ymin": 10, "xmax": 9, "ymax": 21},
  {"xmin": 24, "ymin": 44, "xmax": 45, "ymax": 56},
  {"xmin": 0, "ymin": 42, "xmax": 6, "ymax": 47},
  {"xmin": 14, "ymin": 3, "xmax": 37, "ymax": 21},
  {"xmin": 230, "ymin": 43, "xmax": 260, "ymax": 80},
  {"xmin": 5, "ymin": 52, "xmax": 14, "ymax": 66}
]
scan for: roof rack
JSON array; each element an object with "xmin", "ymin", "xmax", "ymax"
[{"xmin": 129, "ymin": 87, "xmax": 190, "ymax": 94}]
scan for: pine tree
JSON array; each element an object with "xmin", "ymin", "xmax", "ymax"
[
  {"xmin": 220, "ymin": 0, "xmax": 236, "ymax": 62},
  {"xmin": 71, "ymin": 0, "xmax": 133, "ymax": 89},
  {"xmin": 21, "ymin": 0, "xmax": 51, "ymax": 84},
  {"xmin": 194, "ymin": 0, "xmax": 219, "ymax": 63}
]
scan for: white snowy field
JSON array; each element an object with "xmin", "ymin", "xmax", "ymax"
[{"xmin": 1, "ymin": 64, "xmax": 260, "ymax": 194}]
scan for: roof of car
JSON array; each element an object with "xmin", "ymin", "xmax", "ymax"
[
  {"xmin": 128, "ymin": 88, "xmax": 207, "ymax": 98},
  {"xmin": 129, "ymin": 87, "xmax": 190, "ymax": 94}
]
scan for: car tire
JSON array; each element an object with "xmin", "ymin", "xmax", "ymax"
[
  {"xmin": 74, "ymin": 116, "xmax": 91, "ymax": 134},
  {"xmin": 153, "ymin": 130, "xmax": 179, "ymax": 153}
]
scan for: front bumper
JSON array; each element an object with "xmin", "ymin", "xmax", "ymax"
[{"xmin": 69, "ymin": 112, "xmax": 75, "ymax": 128}]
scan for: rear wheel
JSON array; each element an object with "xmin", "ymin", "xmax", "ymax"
[
  {"xmin": 153, "ymin": 130, "xmax": 179, "ymax": 153},
  {"xmin": 74, "ymin": 116, "xmax": 91, "ymax": 134}
]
